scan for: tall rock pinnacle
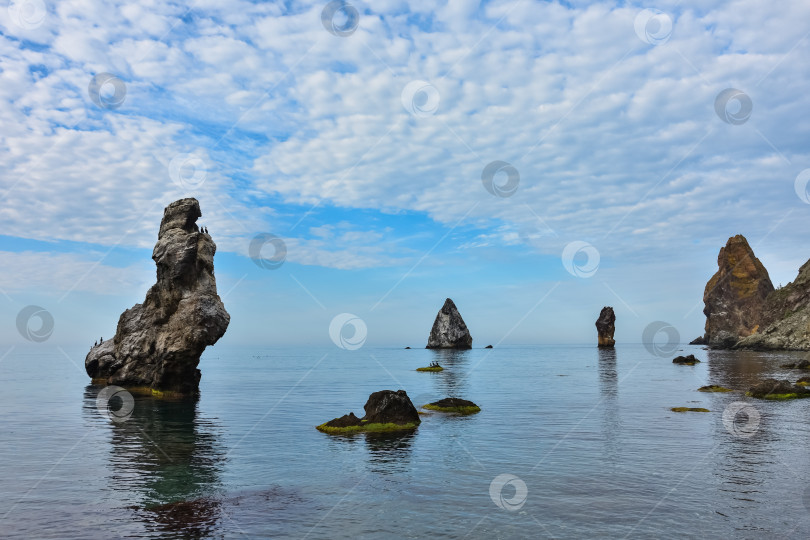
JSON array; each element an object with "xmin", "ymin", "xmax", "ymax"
[
  {"xmin": 596, "ymin": 306, "xmax": 616, "ymax": 348},
  {"xmin": 426, "ymin": 298, "xmax": 473, "ymax": 349},
  {"xmin": 85, "ymin": 198, "xmax": 230, "ymax": 395},
  {"xmin": 703, "ymin": 234, "xmax": 773, "ymax": 348}
]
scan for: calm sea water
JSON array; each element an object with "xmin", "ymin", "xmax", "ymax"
[{"xmin": 2, "ymin": 344, "xmax": 810, "ymax": 539}]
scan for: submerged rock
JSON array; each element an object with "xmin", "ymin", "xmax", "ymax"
[
  {"xmin": 672, "ymin": 354, "xmax": 701, "ymax": 365},
  {"xmin": 426, "ymin": 298, "xmax": 472, "ymax": 349},
  {"xmin": 317, "ymin": 390, "xmax": 421, "ymax": 434},
  {"xmin": 423, "ymin": 397, "xmax": 480, "ymax": 414},
  {"xmin": 85, "ymin": 198, "xmax": 230, "ymax": 395},
  {"xmin": 698, "ymin": 385, "xmax": 733, "ymax": 393},
  {"xmin": 670, "ymin": 407, "xmax": 710, "ymax": 413},
  {"xmin": 747, "ymin": 378, "xmax": 810, "ymax": 400},
  {"xmin": 702, "ymin": 235, "xmax": 774, "ymax": 348},
  {"xmin": 780, "ymin": 359, "xmax": 810, "ymax": 369},
  {"xmin": 595, "ymin": 306, "xmax": 616, "ymax": 348}
]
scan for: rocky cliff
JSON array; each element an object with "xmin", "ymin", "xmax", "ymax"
[
  {"xmin": 702, "ymin": 235, "xmax": 774, "ymax": 348},
  {"xmin": 735, "ymin": 259, "xmax": 810, "ymax": 350},
  {"xmin": 85, "ymin": 198, "xmax": 230, "ymax": 395},
  {"xmin": 426, "ymin": 298, "xmax": 472, "ymax": 349},
  {"xmin": 595, "ymin": 306, "xmax": 615, "ymax": 348}
]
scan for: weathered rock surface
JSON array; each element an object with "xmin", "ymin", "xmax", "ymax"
[
  {"xmin": 363, "ymin": 390, "xmax": 421, "ymax": 425},
  {"xmin": 702, "ymin": 235, "xmax": 774, "ymax": 348},
  {"xmin": 426, "ymin": 298, "xmax": 472, "ymax": 349},
  {"xmin": 85, "ymin": 198, "xmax": 230, "ymax": 395},
  {"xmin": 595, "ymin": 306, "xmax": 615, "ymax": 348},
  {"xmin": 735, "ymin": 259, "xmax": 810, "ymax": 350}
]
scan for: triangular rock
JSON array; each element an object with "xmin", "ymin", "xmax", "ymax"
[{"xmin": 426, "ymin": 298, "xmax": 472, "ymax": 349}]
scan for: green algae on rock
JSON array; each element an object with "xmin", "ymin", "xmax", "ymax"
[
  {"xmin": 423, "ymin": 397, "xmax": 480, "ymax": 415},
  {"xmin": 416, "ymin": 366, "xmax": 444, "ymax": 372},
  {"xmin": 746, "ymin": 378, "xmax": 810, "ymax": 400},
  {"xmin": 316, "ymin": 390, "xmax": 421, "ymax": 435},
  {"xmin": 698, "ymin": 385, "xmax": 733, "ymax": 392},
  {"xmin": 316, "ymin": 420, "xmax": 419, "ymax": 435},
  {"xmin": 671, "ymin": 407, "xmax": 710, "ymax": 413}
]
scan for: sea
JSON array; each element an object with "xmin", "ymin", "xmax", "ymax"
[{"xmin": 2, "ymin": 344, "xmax": 810, "ymax": 539}]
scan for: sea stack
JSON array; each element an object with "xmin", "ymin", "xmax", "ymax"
[
  {"xmin": 85, "ymin": 198, "xmax": 230, "ymax": 395},
  {"xmin": 426, "ymin": 298, "xmax": 473, "ymax": 349},
  {"xmin": 595, "ymin": 306, "xmax": 616, "ymax": 348},
  {"xmin": 702, "ymin": 235, "xmax": 773, "ymax": 348}
]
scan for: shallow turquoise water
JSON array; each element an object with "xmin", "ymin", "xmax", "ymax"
[{"xmin": 2, "ymin": 344, "xmax": 810, "ymax": 538}]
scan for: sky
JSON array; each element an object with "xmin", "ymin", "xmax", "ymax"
[{"xmin": 1, "ymin": 0, "xmax": 809, "ymax": 349}]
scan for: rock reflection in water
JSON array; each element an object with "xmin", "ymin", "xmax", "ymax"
[
  {"xmin": 364, "ymin": 431, "xmax": 415, "ymax": 474},
  {"xmin": 426, "ymin": 349, "xmax": 472, "ymax": 400},
  {"xmin": 597, "ymin": 348, "xmax": 620, "ymax": 462},
  {"xmin": 84, "ymin": 385, "xmax": 226, "ymax": 538}
]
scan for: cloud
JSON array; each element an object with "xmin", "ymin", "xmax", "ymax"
[
  {"xmin": 0, "ymin": 0, "xmax": 809, "ymax": 325},
  {"xmin": 0, "ymin": 250, "xmax": 152, "ymax": 295}
]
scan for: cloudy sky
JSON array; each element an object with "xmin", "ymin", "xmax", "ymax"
[{"xmin": 1, "ymin": 0, "xmax": 809, "ymax": 348}]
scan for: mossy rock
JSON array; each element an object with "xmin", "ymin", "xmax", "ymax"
[
  {"xmin": 423, "ymin": 397, "xmax": 480, "ymax": 415},
  {"xmin": 103, "ymin": 385, "xmax": 186, "ymax": 399},
  {"xmin": 796, "ymin": 377, "xmax": 810, "ymax": 386},
  {"xmin": 670, "ymin": 407, "xmax": 710, "ymax": 413},
  {"xmin": 316, "ymin": 421, "xmax": 419, "ymax": 435},
  {"xmin": 747, "ymin": 378, "xmax": 810, "ymax": 400},
  {"xmin": 745, "ymin": 391, "xmax": 810, "ymax": 401},
  {"xmin": 672, "ymin": 354, "xmax": 700, "ymax": 366},
  {"xmin": 698, "ymin": 385, "xmax": 733, "ymax": 393},
  {"xmin": 416, "ymin": 366, "xmax": 444, "ymax": 372}
]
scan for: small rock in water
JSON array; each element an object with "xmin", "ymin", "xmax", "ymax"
[
  {"xmin": 672, "ymin": 354, "xmax": 700, "ymax": 365},
  {"xmin": 423, "ymin": 397, "xmax": 480, "ymax": 415},
  {"xmin": 780, "ymin": 359, "xmax": 810, "ymax": 369},
  {"xmin": 317, "ymin": 390, "xmax": 421, "ymax": 434},
  {"xmin": 671, "ymin": 407, "xmax": 710, "ymax": 413},
  {"xmin": 698, "ymin": 385, "xmax": 733, "ymax": 393},
  {"xmin": 747, "ymin": 378, "xmax": 810, "ymax": 400}
]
